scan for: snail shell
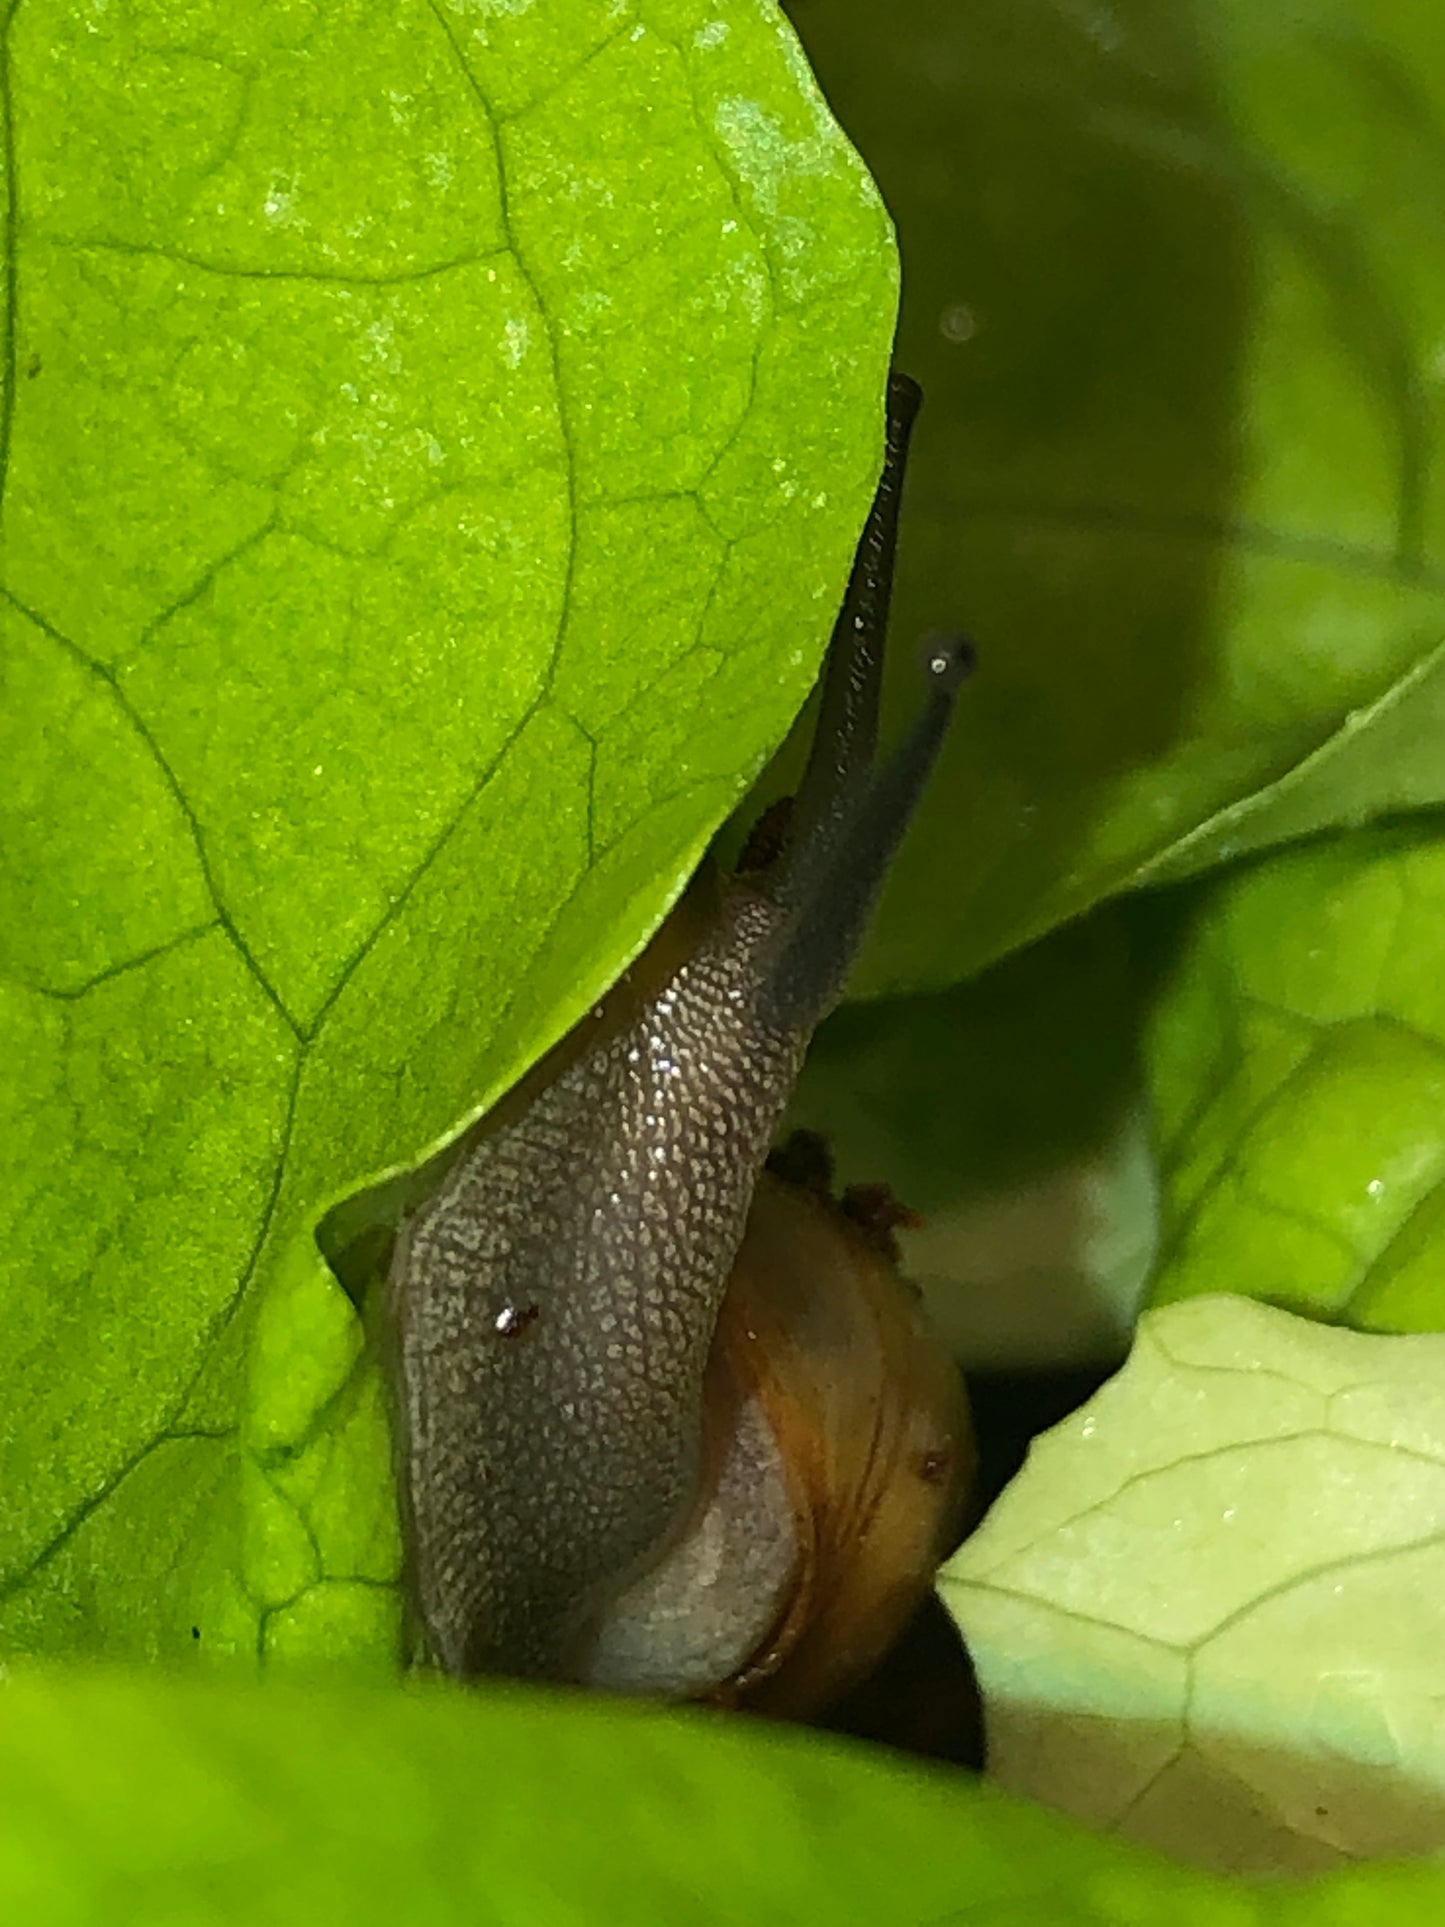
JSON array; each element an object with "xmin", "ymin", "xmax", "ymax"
[{"xmin": 585, "ymin": 1157, "xmax": 973, "ymax": 1716}]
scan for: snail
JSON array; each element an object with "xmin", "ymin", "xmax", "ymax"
[{"xmin": 385, "ymin": 373, "xmax": 975, "ymax": 1717}]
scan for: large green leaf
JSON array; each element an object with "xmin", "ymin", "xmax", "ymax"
[
  {"xmin": 0, "ymin": 0, "xmax": 896, "ymax": 1659},
  {"xmin": 1143, "ymin": 819, "xmax": 1445, "ymax": 1330},
  {"xmin": 13, "ymin": 1661, "xmax": 1445, "ymax": 1923},
  {"xmin": 783, "ymin": 0, "xmax": 1445, "ymax": 995},
  {"xmin": 0, "ymin": 1663, "xmax": 1265, "ymax": 1925}
]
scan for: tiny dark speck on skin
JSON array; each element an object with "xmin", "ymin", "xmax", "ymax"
[
  {"xmin": 918, "ymin": 1448, "xmax": 953, "ymax": 1486},
  {"xmin": 190, "ymin": 1625, "xmax": 201, "ymax": 1640}
]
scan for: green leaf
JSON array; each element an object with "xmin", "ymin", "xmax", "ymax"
[
  {"xmin": 15, "ymin": 1660, "xmax": 1445, "ymax": 1922},
  {"xmin": 1143, "ymin": 820, "xmax": 1445, "ymax": 1331},
  {"xmin": 942, "ymin": 1294, "xmax": 1445, "ymax": 1877},
  {"xmin": 784, "ymin": 0, "xmax": 1445, "ymax": 995},
  {"xmin": 782, "ymin": 906, "xmax": 1161, "ymax": 1370},
  {"xmin": 0, "ymin": 1663, "xmax": 1263, "ymax": 1925},
  {"xmin": 0, "ymin": 0, "xmax": 896, "ymax": 1660}
]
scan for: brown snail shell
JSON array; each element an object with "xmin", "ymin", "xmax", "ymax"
[{"xmin": 702, "ymin": 1162, "xmax": 972, "ymax": 1716}]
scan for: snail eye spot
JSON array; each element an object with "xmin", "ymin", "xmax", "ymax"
[
  {"xmin": 494, "ymin": 1303, "xmax": 540, "ymax": 1339},
  {"xmin": 917, "ymin": 1447, "xmax": 954, "ymax": 1486}
]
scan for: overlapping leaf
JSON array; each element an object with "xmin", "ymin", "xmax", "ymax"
[{"xmin": 0, "ymin": 0, "xmax": 896, "ymax": 1660}]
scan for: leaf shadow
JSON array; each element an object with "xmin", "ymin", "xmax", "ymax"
[{"xmin": 777, "ymin": 0, "xmax": 1261, "ymax": 988}]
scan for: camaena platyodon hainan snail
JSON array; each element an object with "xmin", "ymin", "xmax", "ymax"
[{"xmin": 385, "ymin": 373, "xmax": 974, "ymax": 1716}]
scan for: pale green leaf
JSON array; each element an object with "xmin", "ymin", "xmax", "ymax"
[{"xmin": 943, "ymin": 1295, "xmax": 1445, "ymax": 1876}]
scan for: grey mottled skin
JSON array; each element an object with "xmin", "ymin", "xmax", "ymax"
[
  {"xmin": 387, "ymin": 373, "xmax": 972, "ymax": 1684},
  {"xmin": 390, "ymin": 888, "xmax": 804, "ymax": 1678}
]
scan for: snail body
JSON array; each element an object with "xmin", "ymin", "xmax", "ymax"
[{"xmin": 387, "ymin": 376, "xmax": 973, "ymax": 1712}]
